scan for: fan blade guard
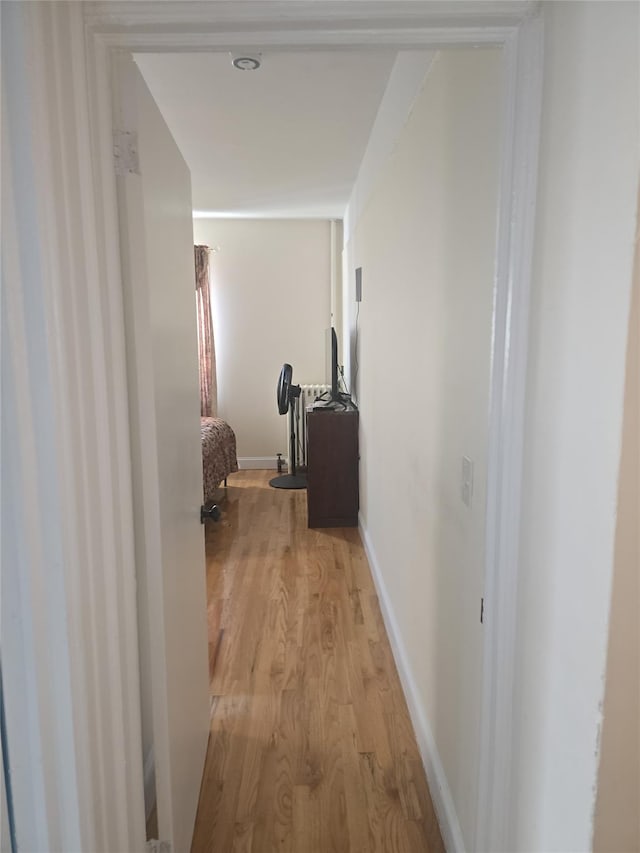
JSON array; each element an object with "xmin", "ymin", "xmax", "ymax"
[{"xmin": 277, "ymin": 363, "xmax": 293, "ymax": 415}]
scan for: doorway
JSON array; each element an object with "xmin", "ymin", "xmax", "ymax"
[
  {"xmin": 1, "ymin": 4, "xmax": 542, "ymax": 850},
  {"xmin": 110, "ymin": 25, "xmax": 540, "ymax": 843}
]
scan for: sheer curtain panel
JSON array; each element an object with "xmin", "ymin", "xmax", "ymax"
[{"xmin": 194, "ymin": 245, "xmax": 217, "ymax": 417}]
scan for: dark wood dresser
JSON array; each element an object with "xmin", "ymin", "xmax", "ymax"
[{"xmin": 306, "ymin": 408, "xmax": 359, "ymax": 528}]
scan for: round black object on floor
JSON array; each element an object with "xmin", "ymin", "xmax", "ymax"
[{"xmin": 269, "ymin": 473, "xmax": 307, "ymax": 490}]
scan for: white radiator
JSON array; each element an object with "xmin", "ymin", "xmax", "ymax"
[
  {"xmin": 286, "ymin": 383, "xmax": 330, "ymax": 472},
  {"xmin": 301, "ymin": 384, "xmax": 331, "ymax": 410}
]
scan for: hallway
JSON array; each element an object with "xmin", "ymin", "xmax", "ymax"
[{"xmin": 191, "ymin": 470, "xmax": 444, "ymax": 852}]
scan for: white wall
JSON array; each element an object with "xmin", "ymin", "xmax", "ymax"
[
  {"xmin": 510, "ymin": 3, "xmax": 639, "ymax": 850},
  {"xmin": 593, "ymin": 203, "xmax": 639, "ymax": 853},
  {"xmin": 342, "ymin": 50, "xmax": 436, "ymax": 389},
  {"xmin": 330, "ymin": 220, "xmax": 344, "ymax": 362},
  {"xmin": 192, "ymin": 219, "xmax": 331, "ymax": 464},
  {"xmin": 345, "ymin": 48, "xmax": 504, "ymax": 850}
]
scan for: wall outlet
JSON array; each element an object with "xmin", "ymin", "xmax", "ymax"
[
  {"xmin": 355, "ymin": 267, "xmax": 362, "ymax": 302},
  {"xmin": 462, "ymin": 456, "xmax": 474, "ymax": 508}
]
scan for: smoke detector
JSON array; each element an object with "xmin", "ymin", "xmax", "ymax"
[{"xmin": 231, "ymin": 54, "xmax": 262, "ymax": 71}]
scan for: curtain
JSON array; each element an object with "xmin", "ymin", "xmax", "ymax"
[{"xmin": 194, "ymin": 245, "xmax": 217, "ymax": 417}]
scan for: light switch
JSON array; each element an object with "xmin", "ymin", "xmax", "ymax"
[{"xmin": 462, "ymin": 456, "xmax": 474, "ymax": 508}]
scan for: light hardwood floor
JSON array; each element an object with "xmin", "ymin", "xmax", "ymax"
[{"xmin": 191, "ymin": 470, "xmax": 444, "ymax": 853}]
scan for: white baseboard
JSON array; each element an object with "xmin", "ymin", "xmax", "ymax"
[
  {"xmin": 358, "ymin": 514, "xmax": 466, "ymax": 853},
  {"xmin": 143, "ymin": 745, "xmax": 155, "ymax": 821},
  {"xmin": 237, "ymin": 456, "xmax": 279, "ymax": 470}
]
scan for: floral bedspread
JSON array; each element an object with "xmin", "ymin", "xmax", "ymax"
[{"xmin": 201, "ymin": 417, "xmax": 238, "ymax": 503}]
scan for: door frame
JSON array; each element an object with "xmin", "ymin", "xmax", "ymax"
[
  {"xmin": 3, "ymin": 2, "xmax": 543, "ymax": 851},
  {"xmin": 88, "ymin": 6, "xmax": 543, "ymax": 849}
]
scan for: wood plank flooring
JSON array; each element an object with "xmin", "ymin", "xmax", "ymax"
[{"xmin": 191, "ymin": 470, "xmax": 444, "ymax": 853}]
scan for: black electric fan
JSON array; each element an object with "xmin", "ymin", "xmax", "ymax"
[{"xmin": 269, "ymin": 364, "xmax": 307, "ymax": 490}]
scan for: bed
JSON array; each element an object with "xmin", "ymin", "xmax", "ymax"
[{"xmin": 201, "ymin": 417, "xmax": 238, "ymax": 504}]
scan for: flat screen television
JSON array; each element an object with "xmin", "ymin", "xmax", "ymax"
[
  {"xmin": 320, "ymin": 326, "xmax": 352, "ymax": 410},
  {"xmin": 330, "ymin": 326, "xmax": 339, "ymax": 400}
]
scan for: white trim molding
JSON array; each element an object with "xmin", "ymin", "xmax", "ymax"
[
  {"xmin": 2, "ymin": 2, "xmax": 146, "ymax": 851},
  {"xmin": 84, "ymin": 1, "xmax": 537, "ymax": 28},
  {"xmin": 359, "ymin": 517, "xmax": 467, "ymax": 853},
  {"xmin": 237, "ymin": 457, "xmax": 280, "ymax": 470},
  {"xmin": 475, "ymin": 14, "xmax": 544, "ymax": 852},
  {"xmin": 84, "ymin": 1, "xmax": 538, "ymax": 43}
]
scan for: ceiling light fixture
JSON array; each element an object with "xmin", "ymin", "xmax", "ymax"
[{"xmin": 231, "ymin": 53, "xmax": 261, "ymax": 71}]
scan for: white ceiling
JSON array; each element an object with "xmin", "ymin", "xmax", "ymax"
[{"xmin": 135, "ymin": 50, "xmax": 397, "ymax": 218}]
